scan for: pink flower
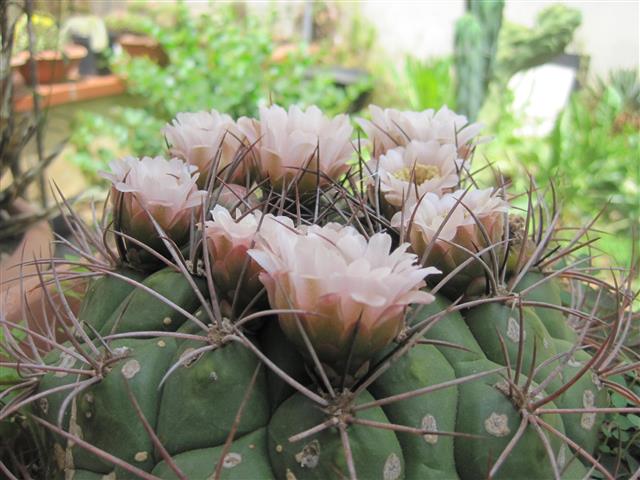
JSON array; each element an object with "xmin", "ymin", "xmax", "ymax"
[
  {"xmin": 357, "ymin": 105, "xmax": 484, "ymax": 160},
  {"xmin": 204, "ymin": 206, "xmax": 295, "ymax": 312},
  {"xmin": 101, "ymin": 156, "xmax": 206, "ymax": 250},
  {"xmin": 163, "ymin": 110, "xmax": 252, "ymax": 186},
  {"xmin": 247, "ymin": 105, "xmax": 354, "ymax": 192},
  {"xmin": 391, "ymin": 188, "xmax": 508, "ymax": 295},
  {"xmin": 248, "ymin": 223, "xmax": 439, "ymax": 375},
  {"xmin": 367, "ymin": 140, "xmax": 462, "ymax": 214}
]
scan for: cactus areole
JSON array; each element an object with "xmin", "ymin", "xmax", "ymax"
[{"xmin": 0, "ymin": 103, "xmax": 635, "ymax": 480}]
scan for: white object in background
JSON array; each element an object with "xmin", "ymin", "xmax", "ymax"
[{"xmin": 508, "ymin": 61, "xmax": 578, "ymax": 137}]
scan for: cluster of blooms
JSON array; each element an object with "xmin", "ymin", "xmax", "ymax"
[
  {"xmin": 360, "ymin": 106, "xmax": 509, "ymax": 290},
  {"xmin": 100, "ymin": 103, "xmax": 509, "ymax": 372}
]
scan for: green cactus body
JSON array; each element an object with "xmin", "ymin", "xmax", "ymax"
[
  {"xmin": 98, "ymin": 267, "xmax": 206, "ymax": 336},
  {"xmin": 77, "ymin": 268, "xmax": 146, "ymax": 336},
  {"xmin": 156, "ymin": 338, "xmax": 270, "ymax": 455},
  {"xmin": 72, "ymin": 338, "xmax": 178, "ymax": 474},
  {"xmin": 29, "ymin": 269, "xmax": 612, "ymax": 479},
  {"xmin": 65, "ymin": 471, "xmax": 109, "ymax": 480},
  {"xmin": 454, "ymin": 0, "xmax": 505, "ymax": 120},
  {"xmin": 370, "ymin": 345, "xmax": 459, "ymax": 479},
  {"xmin": 409, "ymin": 295, "xmax": 485, "ymax": 364},
  {"xmin": 512, "ymin": 271, "xmax": 578, "ymax": 343},
  {"xmin": 268, "ymin": 390, "xmax": 405, "ymax": 480},
  {"xmin": 454, "ymin": 14, "xmax": 486, "ymax": 121},
  {"xmin": 561, "ymin": 457, "xmax": 590, "ymax": 480},
  {"xmin": 151, "ymin": 428, "xmax": 275, "ymax": 479},
  {"xmin": 36, "ymin": 347, "xmax": 88, "ymax": 435},
  {"xmin": 260, "ymin": 318, "xmax": 310, "ymax": 413},
  {"xmin": 454, "ymin": 359, "xmax": 565, "ymax": 480},
  {"xmin": 464, "ymin": 303, "xmax": 563, "ymax": 393},
  {"xmin": 549, "ymin": 339, "xmax": 608, "ymax": 454}
]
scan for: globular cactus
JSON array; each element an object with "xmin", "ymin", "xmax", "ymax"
[{"xmin": 1, "ymin": 103, "xmax": 637, "ymax": 480}]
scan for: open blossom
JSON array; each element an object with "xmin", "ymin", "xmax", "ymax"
[
  {"xmin": 101, "ymin": 156, "xmax": 206, "ymax": 251},
  {"xmin": 247, "ymin": 104, "xmax": 354, "ymax": 192},
  {"xmin": 357, "ymin": 105, "xmax": 484, "ymax": 159},
  {"xmin": 248, "ymin": 223, "xmax": 439, "ymax": 375},
  {"xmin": 204, "ymin": 206, "xmax": 295, "ymax": 313},
  {"xmin": 368, "ymin": 140, "xmax": 462, "ymax": 212},
  {"xmin": 163, "ymin": 110, "xmax": 251, "ymax": 186},
  {"xmin": 391, "ymin": 188, "xmax": 509, "ymax": 295}
]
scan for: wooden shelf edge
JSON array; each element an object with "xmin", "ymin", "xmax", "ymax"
[{"xmin": 13, "ymin": 74, "xmax": 127, "ymax": 112}]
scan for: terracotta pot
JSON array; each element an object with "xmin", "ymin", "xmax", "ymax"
[
  {"xmin": 271, "ymin": 42, "xmax": 320, "ymax": 63},
  {"xmin": 118, "ymin": 33, "xmax": 168, "ymax": 66},
  {"xmin": 0, "ymin": 199, "xmax": 88, "ymax": 359},
  {"xmin": 12, "ymin": 44, "xmax": 88, "ymax": 85}
]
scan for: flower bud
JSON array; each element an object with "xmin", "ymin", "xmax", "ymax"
[
  {"xmin": 101, "ymin": 156, "xmax": 206, "ymax": 265},
  {"xmin": 204, "ymin": 206, "xmax": 294, "ymax": 315}
]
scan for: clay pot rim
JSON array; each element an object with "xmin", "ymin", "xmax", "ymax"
[
  {"xmin": 10, "ymin": 44, "xmax": 88, "ymax": 66},
  {"xmin": 118, "ymin": 33, "xmax": 159, "ymax": 47}
]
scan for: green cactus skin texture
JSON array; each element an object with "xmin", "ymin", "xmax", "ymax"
[
  {"xmin": 369, "ymin": 345, "xmax": 458, "ymax": 479},
  {"xmin": 454, "ymin": 0, "xmax": 505, "ymax": 120},
  {"xmin": 72, "ymin": 338, "xmax": 178, "ymax": 474},
  {"xmin": 464, "ymin": 303, "xmax": 563, "ymax": 393},
  {"xmin": 512, "ymin": 271, "xmax": 578, "ymax": 343},
  {"xmin": 152, "ymin": 428, "xmax": 275, "ymax": 480},
  {"xmin": 156, "ymin": 339, "xmax": 270, "ymax": 455},
  {"xmin": 97, "ymin": 268, "xmax": 206, "ymax": 336},
  {"xmin": 27, "ymin": 266, "xmax": 614, "ymax": 479},
  {"xmin": 268, "ymin": 390, "xmax": 405, "ymax": 480},
  {"xmin": 550, "ymin": 339, "xmax": 608, "ymax": 454},
  {"xmin": 454, "ymin": 359, "xmax": 565, "ymax": 480},
  {"xmin": 77, "ymin": 268, "xmax": 146, "ymax": 336}
]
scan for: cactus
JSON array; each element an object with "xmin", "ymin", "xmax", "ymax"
[
  {"xmin": 453, "ymin": 0, "xmax": 504, "ymax": 120},
  {"xmin": 453, "ymin": 2, "xmax": 581, "ymax": 121},
  {"xmin": 495, "ymin": 5, "xmax": 582, "ymax": 83},
  {"xmin": 1, "ymin": 104, "xmax": 637, "ymax": 479}
]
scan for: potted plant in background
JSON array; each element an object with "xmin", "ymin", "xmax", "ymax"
[
  {"xmin": 104, "ymin": 6, "xmax": 171, "ymax": 66},
  {"xmin": 11, "ymin": 12, "xmax": 87, "ymax": 84},
  {"xmin": 60, "ymin": 14, "xmax": 111, "ymax": 76},
  {"xmin": 1, "ymin": 3, "xmax": 88, "ymax": 359}
]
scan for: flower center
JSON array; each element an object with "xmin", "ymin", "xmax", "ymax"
[{"xmin": 395, "ymin": 164, "xmax": 440, "ymax": 184}]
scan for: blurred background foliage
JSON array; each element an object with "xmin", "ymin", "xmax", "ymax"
[
  {"xmin": 9, "ymin": 0, "xmax": 638, "ymax": 275},
  {"xmin": 68, "ymin": 2, "xmax": 371, "ymax": 179}
]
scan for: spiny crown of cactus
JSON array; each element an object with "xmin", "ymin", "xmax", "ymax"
[{"xmin": 0, "ymin": 103, "xmax": 638, "ymax": 480}]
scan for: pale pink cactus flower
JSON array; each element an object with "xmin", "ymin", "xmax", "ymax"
[
  {"xmin": 204, "ymin": 206, "xmax": 295, "ymax": 313},
  {"xmin": 368, "ymin": 140, "xmax": 462, "ymax": 214},
  {"xmin": 247, "ymin": 104, "xmax": 354, "ymax": 192},
  {"xmin": 101, "ymin": 156, "xmax": 207, "ymax": 248},
  {"xmin": 248, "ymin": 223, "xmax": 439, "ymax": 375},
  {"xmin": 357, "ymin": 104, "xmax": 484, "ymax": 160},
  {"xmin": 163, "ymin": 110, "xmax": 251, "ymax": 186},
  {"xmin": 391, "ymin": 188, "xmax": 509, "ymax": 295}
]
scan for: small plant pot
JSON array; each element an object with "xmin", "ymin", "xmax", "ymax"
[
  {"xmin": 118, "ymin": 33, "xmax": 168, "ymax": 66},
  {"xmin": 0, "ymin": 199, "xmax": 88, "ymax": 357},
  {"xmin": 13, "ymin": 44, "xmax": 88, "ymax": 84}
]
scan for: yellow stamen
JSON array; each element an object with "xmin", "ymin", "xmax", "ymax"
[{"xmin": 394, "ymin": 164, "xmax": 440, "ymax": 184}]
